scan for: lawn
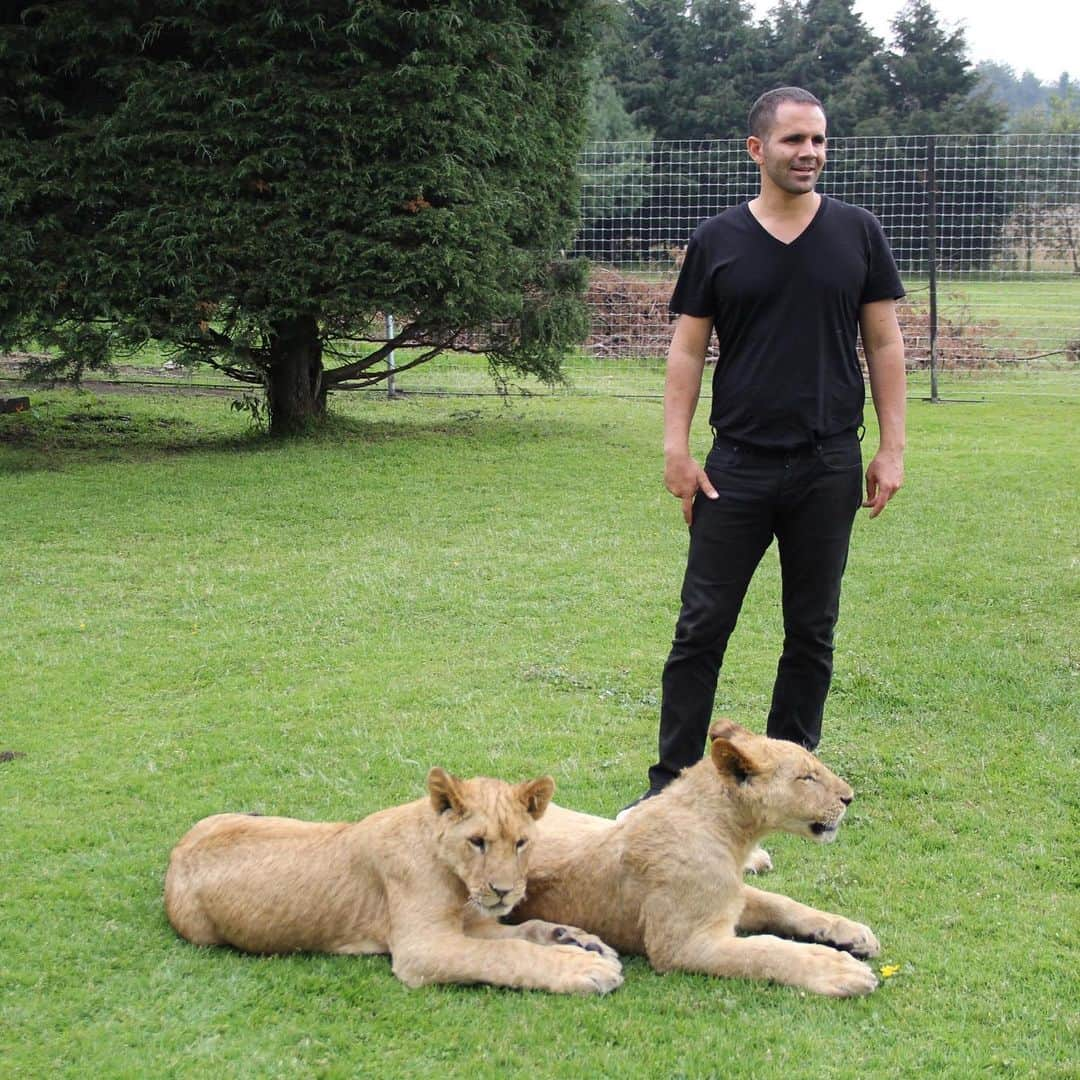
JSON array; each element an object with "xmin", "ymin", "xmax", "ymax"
[{"xmin": 1, "ymin": 373, "xmax": 1077, "ymax": 1078}]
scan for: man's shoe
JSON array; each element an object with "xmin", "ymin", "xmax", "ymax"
[{"xmin": 615, "ymin": 788, "xmax": 663, "ymax": 822}]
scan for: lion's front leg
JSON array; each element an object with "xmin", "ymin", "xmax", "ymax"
[
  {"xmin": 389, "ymin": 918, "xmax": 623, "ymax": 995},
  {"xmin": 659, "ymin": 928, "xmax": 878, "ymax": 997},
  {"xmin": 737, "ymin": 885, "xmax": 880, "ymax": 958},
  {"xmin": 464, "ymin": 911, "xmax": 618, "ymax": 962}
]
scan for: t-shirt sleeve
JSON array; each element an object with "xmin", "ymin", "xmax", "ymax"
[
  {"xmin": 668, "ymin": 230, "xmax": 716, "ymax": 317},
  {"xmin": 861, "ymin": 213, "xmax": 905, "ymax": 304}
]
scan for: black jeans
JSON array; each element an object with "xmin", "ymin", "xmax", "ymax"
[{"xmin": 648, "ymin": 431, "xmax": 863, "ymax": 791}]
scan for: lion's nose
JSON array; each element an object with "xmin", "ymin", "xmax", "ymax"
[
  {"xmin": 841, "ymin": 794, "xmax": 853, "ymax": 806},
  {"xmin": 490, "ymin": 884, "xmax": 512, "ymax": 899}
]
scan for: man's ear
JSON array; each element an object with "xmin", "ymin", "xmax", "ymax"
[
  {"xmin": 427, "ymin": 767, "xmax": 466, "ymax": 815},
  {"xmin": 515, "ymin": 776, "xmax": 555, "ymax": 820},
  {"xmin": 710, "ymin": 735, "xmax": 759, "ymax": 785}
]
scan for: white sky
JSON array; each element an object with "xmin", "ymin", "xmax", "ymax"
[{"xmin": 753, "ymin": 0, "xmax": 1078, "ymax": 85}]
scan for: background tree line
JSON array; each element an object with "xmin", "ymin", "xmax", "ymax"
[
  {"xmin": 977, "ymin": 65, "xmax": 1080, "ymax": 135},
  {"xmin": 587, "ymin": 0, "xmax": 1080, "ymax": 142}
]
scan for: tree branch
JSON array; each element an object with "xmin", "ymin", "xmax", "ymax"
[
  {"xmin": 200, "ymin": 353, "xmax": 265, "ymax": 384},
  {"xmin": 326, "ymin": 338, "xmax": 460, "ymax": 388},
  {"xmin": 321, "ymin": 324, "xmax": 460, "ymax": 386}
]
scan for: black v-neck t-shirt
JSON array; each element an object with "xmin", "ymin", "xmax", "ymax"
[{"xmin": 669, "ymin": 195, "xmax": 904, "ymax": 449}]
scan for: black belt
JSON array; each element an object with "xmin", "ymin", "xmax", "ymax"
[{"xmin": 710, "ymin": 428, "xmax": 860, "ymax": 458}]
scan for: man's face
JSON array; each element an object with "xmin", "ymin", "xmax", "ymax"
[{"xmin": 747, "ymin": 102, "xmax": 827, "ymax": 196}]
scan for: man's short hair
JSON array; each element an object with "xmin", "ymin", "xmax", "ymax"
[{"xmin": 748, "ymin": 87, "xmax": 825, "ymax": 139}]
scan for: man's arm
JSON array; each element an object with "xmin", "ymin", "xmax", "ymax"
[
  {"xmin": 859, "ymin": 299, "xmax": 907, "ymax": 518},
  {"xmin": 664, "ymin": 314, "xmax": 718, "ymax": 525}
]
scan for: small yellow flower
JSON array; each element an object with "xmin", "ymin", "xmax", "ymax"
[{"xmin": 880, "ymin": 964, "xmax": 901, "ymax": 979}]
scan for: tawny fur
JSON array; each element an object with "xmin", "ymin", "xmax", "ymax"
[
  {"xmin": 164, "ymin": 768, "xmax": 623, "ymax": 994},
  {"xmin": 513, "ymin": 721, "xmax": 881, "ymax": 997}
]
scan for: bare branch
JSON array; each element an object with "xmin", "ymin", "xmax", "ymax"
[
  {"xmin": 183, "ymin": 348, "xmax": 264, "ymax": 385},
  {"xmin": 320, "ymin": 338, "xmax": 397, "ymax": 374},
  {"xmin": 182, "ymin": 326, "xmax": 266, "ymax": 384},
  {"xmin": 321, "ymin": 325, "xmax": 457, "ymax": 386},
  {"xmin": 327, "ymin": 338, "xmax": 459, "ymax": 389}
]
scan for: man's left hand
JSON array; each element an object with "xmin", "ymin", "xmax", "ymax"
[{"xmin": 863, "ymin": 450, "xmax": 904, "ymax": 518}]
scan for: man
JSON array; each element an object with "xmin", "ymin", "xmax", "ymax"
[{"xmin": 622, "ymin": 87, "xmax": 906, "ymax": 814}]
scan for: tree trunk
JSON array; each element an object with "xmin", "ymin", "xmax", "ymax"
[{"xmin": 266, "ymin": 315, "xmax": 326, "ymax": 435}]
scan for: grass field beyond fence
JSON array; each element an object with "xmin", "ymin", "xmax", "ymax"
[{"xmin": 1, "ymin": 374, "xmax": 1077, "ymax": 1078}]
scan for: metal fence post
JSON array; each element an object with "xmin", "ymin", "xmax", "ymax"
[
  {"xmin": 926, "ymin": 136, "xmax": 940, "ymax": 404},
  {"xmin": 385, "ymin": 313, "xmax": 397, "ymax": 400}
]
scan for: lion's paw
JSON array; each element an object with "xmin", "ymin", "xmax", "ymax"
[
  {"xmin": 553, "ymin": 946, "xmax": 624, "ymax": 995},
  {"xmin": 550, "ymin": 924, "xmax": 619, "ymax": 962},
  {"xmin": 743, "ymin": 846, "xmax": 773, "ymax": 874},
  {"xmin": 801, "ymin": 944, "xmax": 878, "ymax": 997},
  {"xmin": 814, "ymin": 917, "xmax": 880, "ymax": 959}
]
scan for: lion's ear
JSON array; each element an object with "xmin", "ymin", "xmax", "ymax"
[
  {"xmin": 708, "ymin": 718, "xmax": 751, "ymax": 743},
  {"xmin": 516, "ymin": 776, "xmax": 555, "ymax": 820},
  {"xmin": 427, "ymin": 767, "xmax": 466, "ymax": 816},
  {"xmin": 710, "ymin": 736, "xmax": 758, "ymax": 785}
]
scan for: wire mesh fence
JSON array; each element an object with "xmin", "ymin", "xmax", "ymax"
[
  {"xmin": 567, "ymin": 133, "xmax": 1080, "ymax": 397},
  {"xmin": 377, "ymin": 133, "xmax": 1078, "ymax": 398},
  {"xmin": 12, "ymin": 134, "xmax": 1070, "ymax": 401}
]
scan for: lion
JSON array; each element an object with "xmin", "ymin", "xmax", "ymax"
[
  {"xmin": 511, "ymin": 720, "xmax": 881, "ymax": 996},
  {"xmin": 164, "ymin": 767, "xmax": 623, "ymax": 995}
]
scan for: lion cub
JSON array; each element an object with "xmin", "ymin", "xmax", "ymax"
[
  {"xmin": 165, "ymin": 767, "xmax": 622, "ymax": 994},
  {"xmin": 514, "ymin": 721, "xmax": 881, "ymax": 997}
]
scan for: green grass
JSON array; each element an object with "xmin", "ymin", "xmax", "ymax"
[{"xmin": 1, "ymin": 374, "xmax": 1077, "ymax": 1078}]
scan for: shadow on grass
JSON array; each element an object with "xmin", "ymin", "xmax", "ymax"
[
  {"xmin": 0, "ymin": 393, "xmax": 256, "ymax": 471},
  {"xmin": 0, "ymin": 388, "xmax": 594, "ymax": 472}
]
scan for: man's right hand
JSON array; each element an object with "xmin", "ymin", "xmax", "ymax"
[{"xmin": 664, "ymin": 452, "xmax": 719, "ymax": 526}]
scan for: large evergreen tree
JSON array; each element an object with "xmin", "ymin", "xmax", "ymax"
[
  {"xmin": 585, "ymin": 12, "xmax": 654, "ymax": 143},
  {"xmin": 763, "ymin": 0, "xmax": 887, "ymax": 136},
  {"xmin": 0, "ymin": 1, "xmax": 596, "ymax": 434},
  {"xmin": 601, "ymin": 0, "xmax": 687, "ymax": 138},
  {"xmin": 867, "ymin": 0, "xmax": 1004, "ymax": 134},
  {"xmin": 605, "ymin": 0, "xmax": 763, "ymax": 141}
]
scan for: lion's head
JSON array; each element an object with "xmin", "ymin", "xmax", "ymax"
[
  {"xmin": 427, "ymin": 766, "xmax": 555, "ymax": 917},
  {"xmin": 707, "ymin": 720, "xmax": 854, "ymax": 842}
]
